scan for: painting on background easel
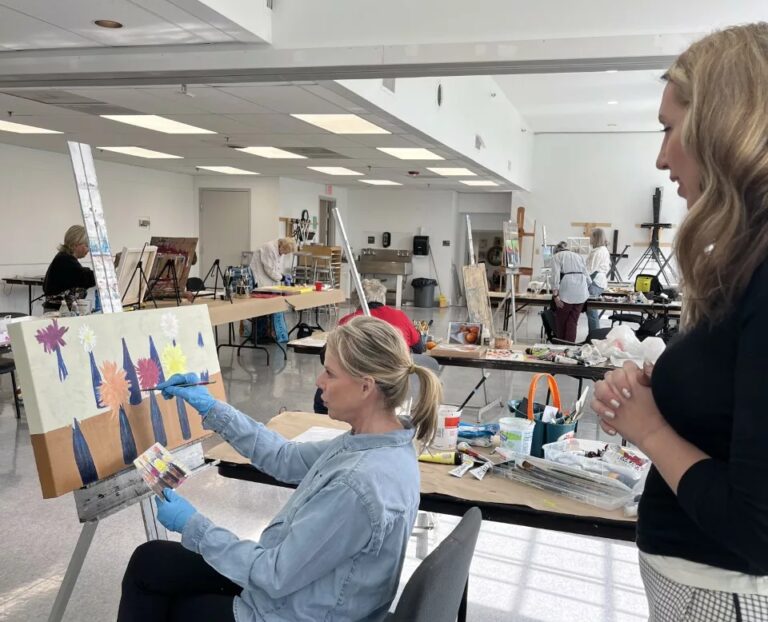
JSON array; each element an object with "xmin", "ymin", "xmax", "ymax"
[
  {"xmin": 463, "ymin": 264, "xmax": 495, "ymax": 337},
  {"xmin": 116, "ymin": 245, "xmax": 158, "ymax": 307},
  {"xmin": 8, "ymin": 306, "xmax": 224, "ymax": 498}
]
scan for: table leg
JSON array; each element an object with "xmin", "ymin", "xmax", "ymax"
[{"xmin": 28, "ymin": 284, "xmax": 33, "ymax": 315}]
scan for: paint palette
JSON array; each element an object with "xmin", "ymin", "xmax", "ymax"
[{"xmin": 134, "ymin": 442, "xmax": 190, "ymax": 497}]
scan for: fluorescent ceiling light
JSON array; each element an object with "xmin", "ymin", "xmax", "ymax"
[
  {"xmin": 99, "ymin": 146, "xmax": 182, "ymax": 159},
  {"xmin": 236, "ymin": 146, "xmax": 306, "ymax": 159},
  {"xmin": 308, "ymin": 166, "xmax": 362, "ymax": 176},
  {"xmin": 607, "ymin": 100, "xmax": 619, "ymax": 105},
  {"xmin": 291, "ymin": 114, "xmax": 390, "ymax": 134},
  {"xmin": 460, "ymin": 180, "xmax": 498, "ymax": 187},
  {"xmin": 377, "ymin": 147, "xmax": 444, "ymax": 160},
  {"xmin": 427, "ymin": 167, "xmax": 476, "ymax": 177},
  {"xmin": 0, "ymin": 120, "xmax": 62, "ymax": 134},
  {"xmin": 101, "ymin": 114, "xmax": 215, "ymax": 134},
  {"xmin": 359, "ymin": 179, "xmax": 402, "ymax": 186},
  {"xmin": 197, "ymin": 166, "xmax": 259, "ymax": 175}
]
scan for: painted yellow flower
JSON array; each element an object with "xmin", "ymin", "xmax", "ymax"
[{"xmin": 161, "ymin": 343, "xmax": 187, "ymax": 376}]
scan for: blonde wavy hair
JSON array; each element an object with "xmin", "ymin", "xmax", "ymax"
[
  {"xmin": 665, "ymin": 23, "xmax": 768, "ymax": 327},
  {"xmin": 58, "ymin": 225, "xmax": 87, "ymax": 255},
  {"xmin": 326, "ymin": 316, "xmax": 442, "ymax": 444}
]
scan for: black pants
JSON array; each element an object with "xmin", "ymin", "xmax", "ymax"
[{"xmin": 117, "ymin": 541, "xmax": 240, "ymax": 622}]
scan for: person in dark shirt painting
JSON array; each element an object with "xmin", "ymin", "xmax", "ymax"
[
  {"xmin": 591, "ymin": 23, "xmax": 768, "ymax": 621},
  {"xmin": 43, "ymin": 225, "xmax": 96, "ymax": 312}
]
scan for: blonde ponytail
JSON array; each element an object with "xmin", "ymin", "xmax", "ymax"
[{"xmin": 408, "ymin": 365, "xmax": 441, "ymax": 445}]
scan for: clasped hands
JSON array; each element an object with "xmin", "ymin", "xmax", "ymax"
[{"xmin": 590, "ymin": 361, "xmax": 670, "ymax": 451}]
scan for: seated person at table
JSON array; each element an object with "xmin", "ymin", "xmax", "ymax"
[
  {"xmin": 43, "ymin": 225, "xmax": 96, "ymax": 312},
  {"xmin": 118, "ymin": 316, "xmax": 442, "ymax": 622},
  {"xmin": 314, "ymin": 279, "xmax": 424, "ymax": 414}
]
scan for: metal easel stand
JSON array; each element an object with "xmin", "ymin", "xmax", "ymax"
[
  {"xmin": 47, "ymin": 442, "xmax": 206, "ymax": 622},
  {"xmin": 192, "ymin": 258, "xmax": 233, "ymax": 304},
  {"xmin": 331, "ymin": 206, "xmax": 370, "ymax": 317},
  {"xmin": 120, "ymin": 244, "xmax": 158, "ymax": 310},
  {"xmin": 148, "ymin": 258, "xmax": 183, "ymax": 306}
]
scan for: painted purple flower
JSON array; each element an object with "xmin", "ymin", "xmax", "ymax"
[{"xmin": 35, "ymin": 319, "xmax": 69, "ymax": 381}]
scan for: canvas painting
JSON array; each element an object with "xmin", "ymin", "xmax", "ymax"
[
  {"xmin": 8, "ymin": 306, "xmax": 224, "ymax": 498},
  {"xmin": 116, "ymin": 245, "xmax": 158, "ymax": 306},
  {"xmin": 149, "ymin": 237, "xmax": 198, "ymax": 298}
]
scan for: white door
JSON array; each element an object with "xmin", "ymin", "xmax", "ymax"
[{"xmin": 199, "ymin": 189, "xmax": 250, "ymax": 277}]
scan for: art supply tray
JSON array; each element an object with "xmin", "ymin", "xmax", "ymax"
[
  {"xmin": 494, "ymin": 453, "xmax": 640, "ymax": 511},
  {"xmin": 542, "ymin": 439, "xmax": 650, "ymax": 489}
]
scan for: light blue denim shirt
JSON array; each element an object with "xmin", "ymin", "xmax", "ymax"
[{"xmin": 181, "ymin": 402, "xmax": 420, "ymax": 622}]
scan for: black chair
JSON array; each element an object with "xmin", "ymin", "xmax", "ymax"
[
  {"xmin": 185, "ymin": 277, "xmax": 204, "ymax": 292},
  {"xmin": 387, "ymin": 507, "xmax": 482, "ymax": 622},
  {"xmin": 541, "ymin": 308, "xmax": 610, "ymax": 346},
  {"xmin": 0, "ymin": 357, "xmax": 21, "ymax": 419}
]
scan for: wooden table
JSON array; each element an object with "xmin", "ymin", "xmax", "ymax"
[
  {"xmin": 206, "ymin": 412, "xmax": 635, "ymax": 622},
  {"xmin": 2, "ymin": 276, "xmax": 45, "ymax": 315},
  {"xmin": 206, "ymin": 411, "xmax": 636, "ymax": 541}
]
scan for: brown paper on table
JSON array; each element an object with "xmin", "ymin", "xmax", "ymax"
[{"xmin": 206, "ymin": 411, "xmax": 634, "ymax": 524}]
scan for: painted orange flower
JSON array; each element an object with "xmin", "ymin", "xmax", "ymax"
[{"xmin": 98, "ymin": 360, "xmax": 130, "ymax": 412}]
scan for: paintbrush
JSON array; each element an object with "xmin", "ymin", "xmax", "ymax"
[{"xmin": 142, "ymin": 381, "xmax": 216, "ymax": 392}]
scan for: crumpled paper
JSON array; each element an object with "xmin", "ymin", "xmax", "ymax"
[{"xmin": 590, "ymin": 325, "xmax": 666, "ymax": 367}]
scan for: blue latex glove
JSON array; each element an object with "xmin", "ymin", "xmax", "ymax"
[
  {"xmin": 156, "ymin": 372, "xmax": 216, "ymax": 414},
  {"xmin": 155, "ymin": 488, "xmax": 197, "ymax": 533}
]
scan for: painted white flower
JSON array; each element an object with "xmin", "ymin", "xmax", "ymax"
[
  {"xmin": 160, "ymin": 313, "xmax": 179, "ymax": 340},
  {"xmin": 78, "ymin": 325, "xmax": 97, "ymax": 353}
]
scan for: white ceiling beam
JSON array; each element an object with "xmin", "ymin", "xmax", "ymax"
[{"xmin": 0, "ymin": 33, "xmax": 690, "ymax": 88}]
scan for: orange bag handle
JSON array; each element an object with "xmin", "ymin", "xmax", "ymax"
[{"xmin": 526, "ymin": 373, "xmax": 561, "ymax": 420}]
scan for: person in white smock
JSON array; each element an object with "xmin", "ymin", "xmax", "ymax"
[
  {"xmin": 250, "ymin": 238, "xmax": 296, "ymax": 287},
  {"xmin": 551, "ymin": 241, "xmax": 590, "ymax": 342},
  {"xmin": 585, "ymin": 228, "xmax": 611, "ymax": 332}
]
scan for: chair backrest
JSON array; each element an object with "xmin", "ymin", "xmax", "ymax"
[
  {"xmin": 387, "ymin": 507, "xmax": 482, "ymax": 622},
  {"xmin": 186, "ymin": 277, "xmax": 204, "ymax": 292},
  {"xmin": 540, "ymin": 308, "xmax": 557, "ymax": 342}
]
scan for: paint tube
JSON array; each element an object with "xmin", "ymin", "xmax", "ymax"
[
  {"xmin": 418, "ymin": 451, "xmax": 461, "ymax": 465},
  {"xmin": 554, "ymin": 355, "xmax": 578, "ymax": 365},
  {"xmin": 470, "ymin": 461, "xmax": 493, "ymax": 480},
  {"xmin": 449, "ymin": 456, "xmax": 474, "ymax": 478}
]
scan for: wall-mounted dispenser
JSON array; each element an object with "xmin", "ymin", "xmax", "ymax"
[{"xmin": 382, "ymin": 232, "xmax": 391, "ymax": 248}]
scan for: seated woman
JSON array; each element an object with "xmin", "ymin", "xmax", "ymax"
[
  {"xmin": 118, "ymin": 316, "xmax": 442, "ymax": 622},
  {"xmin": 42, "ymin": 225, "xmax": 95, "ymax": 312},
  {"xmin": 314, "ymin": 278, "xmax": 424, "ymax": 414}
]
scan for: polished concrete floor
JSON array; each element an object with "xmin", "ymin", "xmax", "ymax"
[{"xmin": 0, "ymin": 304, "xmax": 648, "ymax": 621}]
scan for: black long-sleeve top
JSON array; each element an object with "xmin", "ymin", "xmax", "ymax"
[
  {"xmin": 638, "ymin": 258, "xmax": 768, "ymax": 575},
  {"xmin": 43, "ymin": 251, "xmax": 95, "ymax": 296}
]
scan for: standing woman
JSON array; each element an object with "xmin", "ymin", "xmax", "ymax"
[
  {"xmin": 585, "ymin": 228, "xmax": 611, "ymax": 332},
  {"xmin": 118, "ymin": 316, "xmax": 442, "ymax": 622},
  {"xmin": 42, "ymin": 224, "xmax": 95, "ymax": 312},
  {"xmin": 550, "ymin": 241, "xmax": 590, "ymax": 342},
  {"xmin": 591, "ymin": 23, "xmax": 768, "ymax": 620},
  {"xmin": 250, "ymin": 237, "xmax": 296, "ymax": 287}
]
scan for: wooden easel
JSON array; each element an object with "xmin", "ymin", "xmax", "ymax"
[
  {"xmin": 571, "ymin": 221, "xmax": 611, "ymax": 238},
  {"xmin": 514, "ymin": 207, "xmax": 536, "ymax": 292}
]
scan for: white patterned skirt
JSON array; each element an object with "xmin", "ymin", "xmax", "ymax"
[{"xmin": 640, "ymin": 555, "xmax": 768, "ymax": 621}]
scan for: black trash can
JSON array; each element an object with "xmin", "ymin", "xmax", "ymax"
[{"xmin": 412, "ymin": 278, "xmax": 437, "ymax": 308}]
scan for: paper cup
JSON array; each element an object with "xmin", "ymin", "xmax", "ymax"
[
  {"xmin": 432, "ymin": 405, "xmax": 461, "ymax": 450},
  {"xmin": 499, "ymin": 416, "xmax": 535, "ymax": 456}
]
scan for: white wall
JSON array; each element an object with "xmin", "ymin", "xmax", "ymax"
[
  {"xmin": 337, "ymin": 76, "xmax": 534, "ymax": 189},
  {"xmin": 0, "ymin": 143, "xmax": 195, "ymax": 314},
  {"xmin": 278, "ymin": 177, "xmax": 348, "ymax": 236},
  {"xmin": 528, "ymin": 132, "xmax": 687, "ymax": 281},
  {"xmin": 344, "ymin": 189, "xmax": 458, "ymax": 303}
]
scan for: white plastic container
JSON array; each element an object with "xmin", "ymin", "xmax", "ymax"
[
  {"xmin": 431, "ymin": 405, "xmax": 461, "ymax": 451},
  {"xmin": 498, "ymin": 416, "xmax": 535, "ymax": 455}
]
